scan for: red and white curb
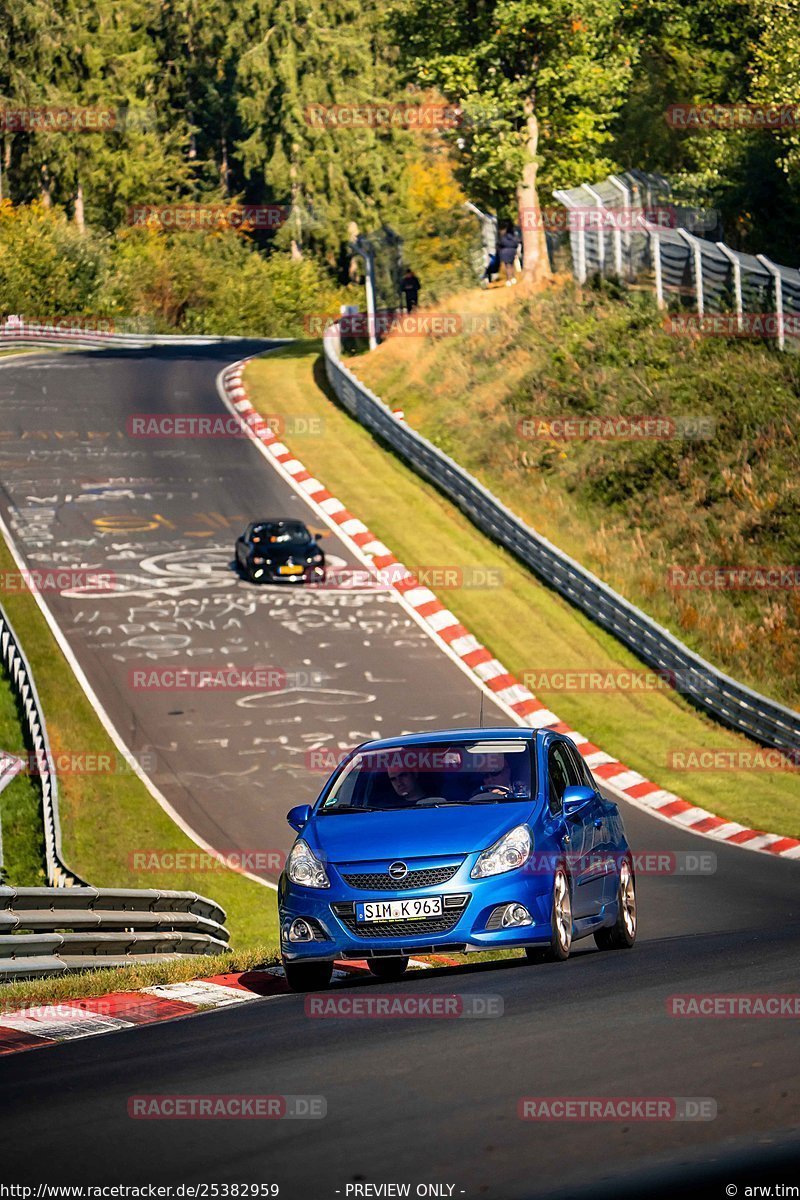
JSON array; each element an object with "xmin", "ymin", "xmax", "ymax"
[
  {"xmin": 0, "ymin": 957, "xmax": 457, "ymax": 1056},
  {"xmin": 218, "ymin": 358, "xmax": 800, "ymax": 863}
]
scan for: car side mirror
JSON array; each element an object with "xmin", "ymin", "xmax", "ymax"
[
  {"xmin": 562, "ymin": 785, "xmax": 595, "ymax": 821},
  {"xmin": 287, "ymin": 804, "xmax": 312, "ymax": 832},
  {"xmin": 314, "ymin": 532, "xmax": 324, "ymax": 541}
]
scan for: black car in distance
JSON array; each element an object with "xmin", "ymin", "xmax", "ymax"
[{"xmin": 235, "ymin": 518, "xmax": 326, "ymax": 584}]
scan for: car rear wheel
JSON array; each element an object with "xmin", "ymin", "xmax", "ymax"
[
  {"xmin": 282, "ymin": 959, "xmax": 334, "ymax": 992},
  {"xmin": 526, "ymin": 867, "xmax": 572, "ymax": 962},
  {"xmin": 594, "ymin": 858, "xmax": 637, "ymax": 950},
  {"xmin": 367, "ymin": 956, "xmax": 409, "ymax": 981}
]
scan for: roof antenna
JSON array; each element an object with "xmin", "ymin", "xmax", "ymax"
[{"xmin": 479, "ymin": 688, "xmax": 485, "ymax": 728}]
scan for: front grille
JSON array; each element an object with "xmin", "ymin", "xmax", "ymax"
[
  {"xmin": 331, "ymin": 904, "xmax": 463, "ymax": 939},
  {"xmin": 340, "ymin": 863, "xmax": 462, "ymax": 891}
]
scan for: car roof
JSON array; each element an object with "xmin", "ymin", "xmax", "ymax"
[
  {"xmin": 354, "ymin": 727, "xmax": 540, "ymax": 753},
  {"xmin": 250, "ymin": 518, "xmax": 308, "ymax": 529}
]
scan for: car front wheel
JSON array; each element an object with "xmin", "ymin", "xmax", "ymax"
[
  {"xmin": 282, "ymin": 959, "xmax": 334, "ymax": 992},
  {"xmin": 367, "ymin": 956, "xmax": 409, "ymax": 981},
  {"xmin": 594, "ymin": 858, "xmax": 637, "ymax": 950},
  {"xmin": 526, "ymin": 866, "xmax": 572, "ymax": 962}
]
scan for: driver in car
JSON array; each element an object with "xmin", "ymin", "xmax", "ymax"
[{"xmin": 477, "ymin": 754, "xmax": 528, "ymax": 798}]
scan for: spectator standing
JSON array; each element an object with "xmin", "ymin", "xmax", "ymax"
[
  {"xmin": 497, "ymin": 223, "xmax": 520, "ymax": 286},
  {"xmin": 400, "ymin": 267, "xmax": 421, "ymax": 312}
]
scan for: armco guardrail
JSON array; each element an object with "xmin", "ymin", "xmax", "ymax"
[
  {"xmin": 0, "ymin": 887, "xmax": 229, "ymax": 978},
  {"xmin": 0, "ymin": 602, "xmax": 84, "ymax": 888},
  {"xmin": 323, "ymin": 333, "xmax": 800, "ymax": 757},
  {"xmin": 0, "ymin": 320, "xmax": 233, "ymax": 350}
]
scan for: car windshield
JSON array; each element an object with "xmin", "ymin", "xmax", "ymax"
[
  {"xmin": 319, "ymin": 740, "xmax": 533, "ymax": 812},
  {"xmin": 251, "ymin": 522, "xmax": 311, "ymax": 547}
]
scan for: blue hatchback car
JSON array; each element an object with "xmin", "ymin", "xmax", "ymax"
[{"xmin": 278, "ymin": 727, "xmax": 637, "ymax": 990}]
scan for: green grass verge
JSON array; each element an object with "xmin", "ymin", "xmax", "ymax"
[
  {"xmin": 0, "ymin": 535, "xmax": 280, "ymax": 950},
  {"xmin": 353, "ymin": 282, "xmax": 800, "ymax": 711},
  {"xmin": 0, "ymin": 946, "xmax": 279, "ymax": 1014},
  {"xmin": 245, "ymin": 343, "xmax": 800, "ymax": 838},
  {"xmin": 0, "ymin": 672, "xmax": 45, "ymax": 885}
]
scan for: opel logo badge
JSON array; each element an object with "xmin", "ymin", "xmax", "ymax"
[{"xmin": 389, "ymin": 861, "xmax": 408, "ymax": 880}]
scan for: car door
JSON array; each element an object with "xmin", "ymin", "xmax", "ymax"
[
  {"xmin": 564, "ymin": 741, "xmax": 618, "ymax": 908},
  {"xmin": 547, "ymin": 739, "xmax": 605, "ymax": 918}
]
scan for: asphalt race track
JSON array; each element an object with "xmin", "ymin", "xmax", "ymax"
[
  {"xmin": 1, "ymin": 345, "xmax": 799, "ymax": 1198},
  {"xmin": 0, "ymin": 343, "xmax": 515, "ymax": 876}
]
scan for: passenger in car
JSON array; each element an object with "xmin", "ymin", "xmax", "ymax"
[{"xmin": 387, "ymin": 766, "xmax": 428, "ymax": 804}]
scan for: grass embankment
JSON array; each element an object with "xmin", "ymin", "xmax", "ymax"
[
  {"xmin": 0, "ymin": 538, "xmax": 279, "ymax": 952},
  {"xmin": 0, "ymin": 673, "xmax": 45, "ymax": 885},
  {"xmin": 245, "ymin": 344, "xmax": 800, "ymax": 838},
  {"xmin": 0, "ymin": 947, "xmax": 281, "ymax": 1015},
  {"xmin": 351, "ymin": 281, "xmax": 800, "ymax": 713}
]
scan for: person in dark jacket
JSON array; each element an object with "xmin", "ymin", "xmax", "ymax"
[
  {"xmin": 497, "ymin": 224, "xmax": 520, "ymax": 285},
  {"xmin": 400, "ymin": 268, "xmax": 421, "ymax": 312}
]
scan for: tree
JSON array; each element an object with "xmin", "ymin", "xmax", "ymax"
[
  {"xmin": 389, "ymin": 0, "xmax": 636, "ymax": 279},
  {"xmin": 0, "ymin": 0, "xmax": 191, "ymax": 229},
  {"xmin": 235, "ymin": 0, "xmax": 408, "ymax": 264}
]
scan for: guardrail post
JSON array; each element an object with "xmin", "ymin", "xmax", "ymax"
[
  {"xmin": 756, "ymin": 254, "xmax": 785, "ymax": 351},
  {"xmin": 716, "ymin": 243, "xmax": 743, "ymax": 332}
]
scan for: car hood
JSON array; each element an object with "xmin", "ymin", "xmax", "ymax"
[
  {"xmin": 307, "ymin": 801, "xmax": 535, "ymax": 863},
  {"xmin": 250, "ymin": 543, "xmax": 318, "ymax": 561}
]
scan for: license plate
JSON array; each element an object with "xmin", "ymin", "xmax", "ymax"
[
  {"xmin": 278, "ymin": 564, "xmax": 303, "ymax": 575},
  {"xmin": 356, "ymin": 897, "xmax": 443, "ymax": 923}
]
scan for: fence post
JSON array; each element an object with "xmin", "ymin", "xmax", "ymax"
[
  {"xmin": 608, "ymin": 175, "xmax": 631, "ymax": 278},
  {"xmin": 352, "ymin": 235, "xmax": 379, "ymax": 351},
  {"xmin": 678, "ymin": 229, "xmax": 704, "ymax": 317},
  {"xmin": 716, "ymin": 243, "xmax": 743, "ymax": 332},
  {"xmin": 756, "ymin": 255, "xmax": 785, "ymax": 351},
  {"xmin": 582, "ymin": 184, "xmax": 606, "ymax": 276},
  {"xmin": 651, "ymin": 231, "xmax": 664, "ymax": 308},
  {"xmin": 553, "ymin": 191, "xmax": 587, "ymax": 284}
]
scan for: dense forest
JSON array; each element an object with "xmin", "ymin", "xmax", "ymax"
[{"xmin": 1, "ymin": 0, "xmax": 799, "ymax": 331}]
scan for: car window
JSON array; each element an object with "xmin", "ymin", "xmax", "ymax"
[
  {"xmin": 565, "ymin": 742, "xmax": 595, "ymax": 791},
  {"xmin": 548, "ymin": 743, "xmax": 576, "ymax": 814},
  {"xmin": 319, "ymin": 741, "xmax": 533, "ymax": 812}
]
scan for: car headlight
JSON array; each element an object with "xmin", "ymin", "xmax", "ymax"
[
  {"xmin": 470, "ymin": 824, "xmax": 532, "ymax": 879},
  {"xmin": 286, "ymin": 839, "xmax": 330, "ymax": 888}
]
